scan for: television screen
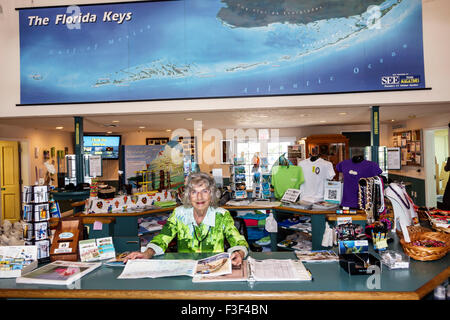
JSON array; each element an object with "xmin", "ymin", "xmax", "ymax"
[{"xmin": 83, "ymin": 135, "xmax": 121, "ymax": 159}]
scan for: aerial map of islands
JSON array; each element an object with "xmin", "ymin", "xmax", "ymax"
[{"xmin": 18, "ymin": 0, "xmax": 425, "ymax": 104}]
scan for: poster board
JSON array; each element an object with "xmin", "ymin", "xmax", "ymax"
[{"xmin": 386, "ymin": 147, "xmax": 401, "ymax": 170}]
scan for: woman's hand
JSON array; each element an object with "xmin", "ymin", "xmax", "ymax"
[
  {"xmin": 123, "ymin": 248, "xmax": 155, "ymax": 263},
  {"xmin": 230, "ymin": 250, "xmax": 245, "ymax": 267}
]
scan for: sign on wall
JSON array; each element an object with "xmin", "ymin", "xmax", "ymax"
[{"xmin": 18, "ymin": 0, "xmax": 426, "ymax": 105}]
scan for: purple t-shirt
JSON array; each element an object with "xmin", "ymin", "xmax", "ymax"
[{"xmin": 336, "ymin": 159, "xmax": 382, "ymax": 208}]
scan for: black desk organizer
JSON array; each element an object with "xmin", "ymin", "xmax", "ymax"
[{"xmin": 339, "ymin": 253, "xmax": 381, "ymax": 275}]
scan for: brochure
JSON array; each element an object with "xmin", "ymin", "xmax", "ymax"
[
  {"xmin": 0, "ymin": 246, "xmax": 38, "ymax": 278},
  {"xmin": 193, "ymin": 257, "xmax": 312, "ymax": 282},
  {"xmin": 79, "ymin": 237, "xmax": 116, "ymax": 262},
  {"xmin": 118, "ymin": 252, "xmax": 232, "ymax": 279},
  {"xmin": 104, "ymin": 251, "xmax": 131, "ymax": 267},
  {"xmin": 295, "ymin": 250, "xmax": 339, "ymax": 263},
  {"xmin": 16, "ymin": 260, "xmax": 101, "ymax": 285}
]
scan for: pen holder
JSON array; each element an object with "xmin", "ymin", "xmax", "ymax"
[{"xmin": 371, "ymin": 231, "xmax": 388, "ymax": 252}]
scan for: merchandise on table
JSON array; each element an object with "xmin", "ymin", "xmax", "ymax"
[
  {"xmin": 295, "ymin": 250, "xmax": 339, "ymax": 263},
  {"xmin": 85, "ymin": 191, "xmax": 173, "ymax": 213},
  {"xmin": 271, "ymin": 165, "xmax": 305, "ymax": 200},
  {"xmin": 298, "ymin": 157, "xmax": 335, "ymax": 203},
  {"xmin": 336, "ymin": 158, "xmax": 382, "ymax": 209},
  {"xmin": 380, "ymin": 250, "xmax": 410, "ymax": 269}
]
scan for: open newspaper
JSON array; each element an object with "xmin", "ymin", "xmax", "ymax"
[
  {"xmin": 193, "ymin": 257, "xmax": 312, "ymax": 283},
  {"xmin": 118, "ymin": 252, "xmax": 232, "ymax": 279}
]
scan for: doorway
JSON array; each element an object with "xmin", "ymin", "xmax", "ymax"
[
  {"xmin": 0, "ymin": 140, "xmax": 21, "ymax": 223},
  {"xmin": 424, "ymin": 127, "xmax": 450, "ymax": 208}
]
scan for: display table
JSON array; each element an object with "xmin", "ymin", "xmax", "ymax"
[{"xmin": 1, "ymin": 236, "xmax": 448, "ymax": 300}]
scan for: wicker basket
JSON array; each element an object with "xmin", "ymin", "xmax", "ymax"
[
  {"xmin": 396, "ymin": 225, "xmax": 432, "ymax": 239},
  {"xmin": 400, "ymin": 232, "xmax": 450, "ymax": 261}
]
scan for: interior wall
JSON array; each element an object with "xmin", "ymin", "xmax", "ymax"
[
  {"xmin": 0, "ymin": 124, "xmax": 74, "ymax": 186},
  {"xmin": 386, "ymin": 112, "xmax": 450, "ymax": 180},
  {"xmin": 1, "ymin": 0, "xmax": 450, "ymax": 118}
]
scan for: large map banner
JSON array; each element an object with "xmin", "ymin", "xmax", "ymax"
[{"xmin": 18, "ymin": 0, "xmax": 426, "ymax": 105}]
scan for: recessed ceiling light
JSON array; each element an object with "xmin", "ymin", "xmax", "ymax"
[
  {"xmin": 139, "ymin": 126, "xmax": 145, "ymax": 129},
  {"xmin": 55, "ymin": 126, "xmax": 64, "ymax": 130},
  {"xmin": 338, "ymin": 112, "xmax": 347, "ymax": 116},
  {"xmin": 185, "ymin": 117, "xmax": 193, "ymax": 121},
  {"xmin": 112, "ymin": 120, "xmax": 120, "ymax": 123},
  {"xmin": 166, "ymin": 129, "xmax": 172, "ymax": 132},
  {"xmin": 319, "ymin": 120, "xmax": 327, "ymax": 123},
  {"xmin": 391, "ymin": 119, "xmax": 395, "ymax": 122}
]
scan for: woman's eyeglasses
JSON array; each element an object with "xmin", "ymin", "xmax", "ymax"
[{"xmin": 189, "ymin": 189, "xmax": 211, "ymax": 197}]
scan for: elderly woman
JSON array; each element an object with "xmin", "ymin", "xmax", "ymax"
[{"xmin": 124, "ymin": 172, "xmax": 248, "ymax": 266}]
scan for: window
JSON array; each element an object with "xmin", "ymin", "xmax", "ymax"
[{"xmin": 235, "ymin": 138, "xmax": 295, "ymax": 186}]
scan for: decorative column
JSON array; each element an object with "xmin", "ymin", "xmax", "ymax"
[
  {"xmin": 371, "ymin": 106, "xmax": 380, "ymax": 165},
  {"xmin": 74, "ymin": 116, "xmax": 84, "ymax": 185}
]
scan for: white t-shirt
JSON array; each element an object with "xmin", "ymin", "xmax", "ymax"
[{"xmin": 298, "ymin": 158, "xmax": 335, "ymax": 203}]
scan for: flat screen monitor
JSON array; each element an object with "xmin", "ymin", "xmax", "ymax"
[{"xmin": 83, "ymin": 135, "xmax": 121, "ymax": 159}]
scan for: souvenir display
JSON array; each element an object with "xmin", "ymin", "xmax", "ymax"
[
  {"xmin": 271, "ymin": 155, "xmax": 305, "ymax": 200},
  {"xmin": 298, "ymin": 157, "xmax": 335, "ymax": 203},
  {"xmin": 385, "ymin": 183, "xmax": 420, "ymax": 243},
  {"xmin": 336, "ymin": 158, "xmax": 382, "ymax": 209},
  {"xmin": 21, "ymin": 185, "xmax": 51, "ymax": 263},
  {"xmin": 358, "ymin": 176, "xmax": 385, "ymax": 223}
]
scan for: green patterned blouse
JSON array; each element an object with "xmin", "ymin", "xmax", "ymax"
[{"xmin": 147, "ymin": 206, "xmax": 249, "ymax": 256}]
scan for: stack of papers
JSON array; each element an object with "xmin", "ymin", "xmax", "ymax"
[{"xmin": 295, "ymin": 250, "xmax": 339, "ymax": 263}]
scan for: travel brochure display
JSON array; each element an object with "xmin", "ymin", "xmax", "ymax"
[
  {"xmin": 79, "ymin": 237, "xmax": 115, "ymax": 262},
  {"xmin": 0, "ymin": 246, "xmax": 38, "ymax": 278},
  {"xmin": 15, "ymin": 260, "xmax": 102, "ymax": 285}
]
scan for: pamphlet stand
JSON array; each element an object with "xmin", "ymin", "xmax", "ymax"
[{"xmin": 50, "ymin": 218, "xmax": 84, "ymax": 262}]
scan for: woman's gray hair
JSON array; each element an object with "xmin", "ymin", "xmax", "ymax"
[{"xmin": 182, "ymin": 172, "xmax": 220, "ymax": 208}]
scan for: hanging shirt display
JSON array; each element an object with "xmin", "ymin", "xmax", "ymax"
[
  {"xmin": 298, "ymin": 157, "xmax": 335, "ymax": 203},
  {"xmin": 336, "ymin": 159, "xmax": 382, "ymax": 208},
  {"xmin": 271, "ymin": 165, "xmax": 305, "ymax": 200}
]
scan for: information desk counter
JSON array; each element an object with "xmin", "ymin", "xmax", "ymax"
[
  {"xmin": 71, "ymin": 205, "xmax": 366, "ymax": 252},
  {"xmin": 1, "ymin": 236, "xmax": 448, "ymax": 301}
]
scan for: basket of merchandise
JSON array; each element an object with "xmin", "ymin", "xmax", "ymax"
[
  {"xmin": 395, "ymin": 225, "xmax": 432, "ymax": 240},
  {"xmin": 399, "ymin": 231, "xmax": 450, "ymax": 261},
  {"xmin": 424, "ymin": 209, "xmax": 450, "ymax": 234}
]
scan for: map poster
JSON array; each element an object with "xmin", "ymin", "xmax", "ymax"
[{"xmin": 18, "ymin": 0, "xmax": 425, "ymax": 105}]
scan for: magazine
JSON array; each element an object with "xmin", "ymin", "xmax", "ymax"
[
  {"xmin": 295, "ymin": 250, "xmax": 339, "ymax": 263},
  {"xmin": 193, "ymin": 257, "xmax": 312, "ymax": 282},
  {"xmin": 118, "ymin": 252, "xmax": 232, "ymax": 279},
  {"xmin": 79, "ymin": 237, "xmax": 116, "ymax": 262},
  {"xmin": 16, "ymin": 260, "xmax": 101, "ymax": 285}
]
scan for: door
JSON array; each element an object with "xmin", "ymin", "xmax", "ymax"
[{"xmin": 0, "ymin": 141, "xmax": 21, "ymax": 223}]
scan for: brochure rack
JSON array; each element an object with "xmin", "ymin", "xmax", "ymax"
[
  {"xmin": 50, "ymin": 218, "xmax": 84, "ymax": 262},
  {"xmin": 22, "ymin": 185, "xmax": 51, "ymax": 263}
]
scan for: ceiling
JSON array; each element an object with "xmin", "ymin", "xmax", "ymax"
[{"xmin": 0, "ymin": 103, "xmax": 449, "ymax": 134}]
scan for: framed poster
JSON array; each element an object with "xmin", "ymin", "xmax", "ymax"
[
  {"xmin": 146, "ymin": 138, "xmax": 169, "ymax": 146},
  {"xmin": 17, "ymin": 0, "xmax": 426, "ymax": 105}
]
